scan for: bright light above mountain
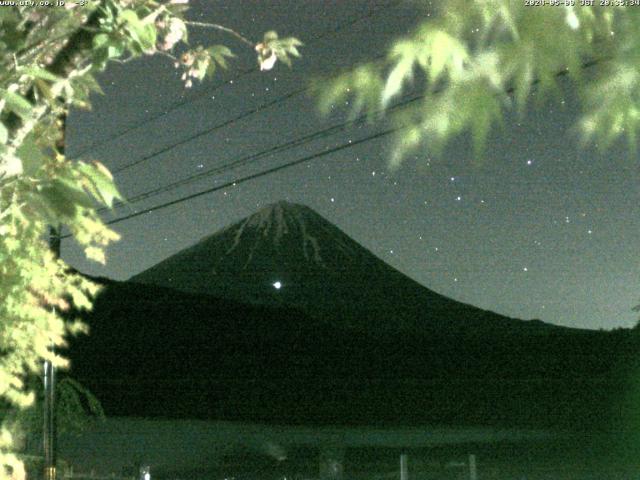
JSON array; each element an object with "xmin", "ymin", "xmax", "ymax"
[{"xmin": 273, "ymin": 281, "xmax": 282, "ymax": 289}]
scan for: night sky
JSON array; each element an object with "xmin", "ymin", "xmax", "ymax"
[{"xmin": 63, "ymin": 1, "xmax": 640, "ymax": 330}]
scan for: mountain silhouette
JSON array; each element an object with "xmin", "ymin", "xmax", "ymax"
[
  {"xmin": 66, "ymin": 277, "xmax": 638, "ymax": 430},
  {"xmin": 63, "ymin": 202, "xmax": 640, "ymax": 432},
  {"xmin": 131, "ymin": 201, "xmax": 557, "ymax": 337}
]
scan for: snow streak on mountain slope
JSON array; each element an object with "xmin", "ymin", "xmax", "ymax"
[{"xmin": 130, "ymin": 201, "xmax": 556, "ymax": 336}]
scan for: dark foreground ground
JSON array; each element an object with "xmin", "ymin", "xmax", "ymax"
[{"xmin": 25, "ymin": 417, "xmax": 640, "ymax": 480}]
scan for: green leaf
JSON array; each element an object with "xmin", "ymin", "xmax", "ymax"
[
  {"xmin": 15, "ymin": 134, "xmax": 48, "ymax": 176},
  {"xmin": 53, "ymin": 177, "xmax": 97, "ymax": 209},
  {"xmin": 106, "ymin": 42, "xmax": 125, "ymax": 59},
  {"xmin": 118, "ymin": 9, "xmax": 140, "ymax": 27},
  {"xmin": 126, "ymin": 26, "xmax": 143, "ymax": 52},
  {"xmin": 208, "ymin": 45, "xmax": 234, "ymax": 70},
  {"xmin": 278, "ymin": 53, "xmax": 292, "ymax": 68},
  {"xmin": 137, "ymin": 24, "xmax": 157, "ymax": 51},
  {"xmin": 39, "ymin": 185, "xmax": 78, "ymax": 220},
  {"xmin": 1, "ymin": 89, "xmax": 33, "ymax": 119},
  {"xmin": 263, "ymin": 31, "xmax": 279, "ymax": 43},
  {"xmin": 316, "ymin": 75, "xmax": 350, "ymax": 116},
  {"xmin": 279, "ymin": 37, "xmax": 303, "ymax": 55},
  {"xmin": 0, "ymin": 122, "xmax": 7, "ymax": 144},
  {"xmin": 193, "ymin": 60, "xmax": 208, "ymax": 80},
  {"xmin": 92, "ymin": 33, "xmax": 110, "ymax": 50},
  {"xmin": 390, "ymin": 126, "xmax": 422, "ymax": 169},
  {"xmin": 206, "ymin": 62, "xmax": 216, "ymax": 78},
  {"xmin": 77, "ymin": 162, "xmax": 122, "ymax": 208},
  {"xmin": 427, "ymin": 30, "xmax": 468, "ymax": 82},
  {"xmin": 93, "ymin": 49, "xmax": 110, "ymax": 71},
  {"xmin": 73, "ymin": 73, "xmax": 104, "ymax": 96},
  {"xmin": 19, "ymin": 67, "xmax": 60, "ymax": 82},
  {"xmin": 34, "ymin": 78, "xmax": 55, "ymax": 103},
  {"xmin": 499, "ymin": 40, "xmax": 535, "ymax": 114},
  {"xmin": 382, "ymin": 41, "xmax": 417, "ymax": 106},
  {"xmin": 85, "ymin": 246, "xmax": 106, "ymax": 264},
  {"xmin": 351, "ymin": 65, "xmax": 383, "ymax": 121}
]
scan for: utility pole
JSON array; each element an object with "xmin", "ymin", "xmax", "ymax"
[
  {"xmin": 43, "ymin": 225, "xmax": 60, "ymax": 480},
  {"xmin": 44, "ymin": 113, "xmax": 65, "ymax": 480},
  {"xmin": 399, "ymin": 453, "xmax": 408, "ymax": 480},
  {"xmin": 468, "ymin": 454, "xmax": 477, "ymax": 480}
]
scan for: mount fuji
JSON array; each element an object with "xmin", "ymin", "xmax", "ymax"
[
  {"xmin": 131, "ymin": 201, "xmax": 554, "ymax": 337},
  {"xmin": 65, "ymin": 201, "xmax": 638, "ymax": 428}
]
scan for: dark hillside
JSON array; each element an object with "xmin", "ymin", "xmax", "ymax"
[{"xmin": 66, "ymin": 278, "xmax": 639, "ymax": 432}]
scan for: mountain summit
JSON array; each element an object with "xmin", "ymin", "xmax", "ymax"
[{"xmin": 131, "ymin": 201, "xmax": 552, "ymax": 336}]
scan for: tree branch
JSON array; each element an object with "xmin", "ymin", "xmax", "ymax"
[
  {"xmin": 48, "ymin": 5, "xmax": 105, "ymax": 78},
  {"xmin": 4, "ymin": 4, "xmax": 105, "ymax": 159},
  {"xmin": 184, "ymin": 21, "xmax": 254, "ymax": 47}
]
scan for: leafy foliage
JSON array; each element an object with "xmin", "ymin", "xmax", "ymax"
[
  {"xmin": 255, "ymin": 30, "xmax": 303, "ymax": 71},
  {"xmin": 318, "ymin": 3, "xmax": 640, "ymax": 165},
  {"xmin": 0, "ymin": 2, "xmax": 300, "ymax": 479},
  {"xmin": 2, "ymin": 375, "xmax": 105, "ymax": 442}
]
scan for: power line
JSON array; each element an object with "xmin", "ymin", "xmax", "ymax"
[
  {"xmin": 108, "ymin": 50, "xmax": 381, "ymax": 176},
  {"xmin": 94, "ymin": 6, "xmax": 397, "ymax": 176},
  {"xmin": 107, "ymin": 55, "xmax": 607, "ymax": 209},
  {"xmin": 106, "ymin": 127, "xmax": 398, "ymax": 225},
  {"xmin": 112, "ymin": 86, "xmax": 306, "ymax": 174},
  {"xmin": 105, "ymin": 54, "xmax": 598, "ymax": 212},
  {"xmin": 101, "ymin": 92, "xmax": 423, "ymax": 212},
  {"xmin": 68, "ymin": 56, "xmax": 613, "ymax": 234},
  {"xmin": 69, "ymin": 1, "xmax": 401, "ymax": 160},
  {"xmin": 61, "ymin": 126, "xmax": 399, "ymax": 238}
]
